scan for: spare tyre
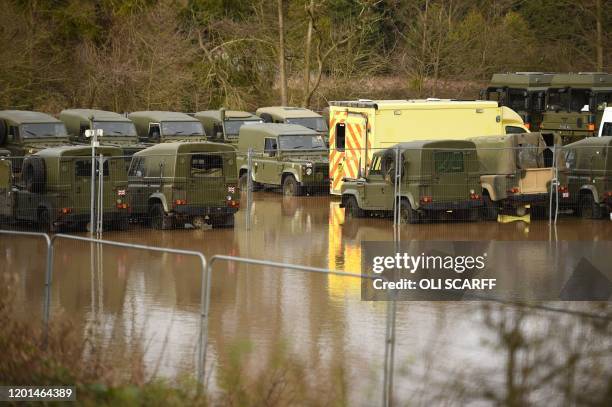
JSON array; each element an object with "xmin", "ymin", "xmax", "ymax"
[
  {"xmin": 0, "ymin": 120, "xmax": 6, "ymax": 146},
  {"xmin": 22, "ymin": 156, "xmax": 46, "ymax": 193},
  {"xmin": 380, "ymin": 148, "xmax": 404, "ymax": 182}
]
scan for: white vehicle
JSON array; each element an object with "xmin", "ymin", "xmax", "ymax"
[{"xmin": 598, "ymin": 107, "xmax": 612, "ymax": 137}]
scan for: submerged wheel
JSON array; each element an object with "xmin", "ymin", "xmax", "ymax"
[
  {"xmin": 282, "ymin": 175, "xmax": 301, "ymax": 196},
  {"xmin": 37, "ymin": 208, "xmax": 55, "ymax": 233},
  {"xmin": 399, "ymin": 200, "xmax": 419, "ymax": 224},
  {"xmin": 343, "ymin": 195, "xmax": 364, "ymax": 220},
  {"xmin": 482, "ymin": 195, "xmax": 499, "ymax": 221},
  {"xmin": 149, "ymin": 203, "xmax": 173, "ymax": 230},
  {"xmin": 579, "ymin": 193, "xmax": 602, "ymax": 219}
]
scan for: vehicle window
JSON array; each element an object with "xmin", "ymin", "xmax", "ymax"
[
  {"xmin": 517, "ymin": 143, "xmax": 541, "ymax": 169},
  {"xmin": 285, "ymin": 117, "xmax": 328, "ymax": 132},
  {"xmin": 369, "ymin": 156, "xmax": 382, "ymax": 175},
  {"xmin": 486, "ymin": 90, "xmax": 503, "ymax": 103},
  {"xmin": 595, "ymin": 92, "xmax": 612, "ymax": 107},
  {"xmin": 264, "ymin": 138, "xmax": 278, "ymax": 156},
  {"xmin": 564, "ymin": 149, "xmax": 576, "ymax": 169},
  {"xmin": 75, "ymin": 159, "xmax": 109, "ymax": 177},
  {"xmin": 224, "ymin": 119, "xmax": 263, "ymax": 138},
  {"xmin": 506, "ymin": 126, "xmax": 526, "ymax": 134},
  {"xmin": 278, "ymin": 135, "xmax": 326, "ymax": 150},
  {"xmin": 161, "ymin": 121, "xmax": 204, "ymax": 136},
  {"xmin": 547, "ymin": 89, "xmax": 570, "ymax": 112},
  {"xmin": 148, "ymin": 124, "xmax": 161, "ymax": 140},
  {"xmin": 128, "ymin": 157, "xmax": 145, "ymax": 177},
  {"xmin": 569, "ymin": 89, "xmax": 590, "ymax": 112},
  {"xmin": 20, "ymin": 123, "xmax": 67, "ymax": 138},
  {"xmin": 434, "ymin": 151, "xmax": 464, "ymax": 173},
  {"xmin": 92, "ymin": 121, "xmax": 137, "ymax": 137},
  {"xmin": 507, "ymin": 89, "xmax": 527, "ymax": 112},
  {"xmin": 8, "ymin": 126, "xmax": 19, "ymax": 139},
  {"xmin": 191, "ymin": 154, "xmax": 223, "ymax": 177},
  {"xmin": 600, "ymin": 122, "xmax": 612, "ymax": 137},
  {"xmin": 335, "ymin": 123, "xmax": 345, "ymax": 151}
]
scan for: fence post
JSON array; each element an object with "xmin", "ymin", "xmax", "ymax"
[
  {"xmin": 246, "ymin": 148, "xmax": 253, "ymax": 231},
  {"xmin": 96, "ymin": 153, "xmax": 104, "ymax": 237}
]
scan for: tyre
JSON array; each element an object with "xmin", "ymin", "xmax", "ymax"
[
  {"xmin": 37, "ymin": 208, "xmax": 55, "ymax": 233},
  {"xmin": 343, "ymin": 195, "xmax": 364, "ymax": 219},
  {"xmin": 399, "ymin": 199, "xmax": 419, "ymax": 224},
  {"xmin": 22, "ymin": 157, "xmax": 46, "ymax": 193},
  {"xmin": 149, "ymin": 203, "xmax": 173, "ymax": 230},
  {"xmin": 482, "ymin": 196, "xmax": 499, "ymax": 221},
  {"xmin": 282, "ymin": 175, "xmax": 301, "ymax": 196},
  {"xmin": 579, "ymin": 193, "xmax": 602, "ymax": 219}
]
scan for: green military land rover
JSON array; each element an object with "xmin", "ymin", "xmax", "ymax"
[
  {"xmin": 0, "ymin": 110, "xmax": 71, "ymax": 171},
  {"xmin": 483, "ymin": 72, "xmax": 554, "ymax": 131},
  {"xmin": 256, "ymin": 106, "xmax": 328, "ymax": 143},
  {"xmin": 541, "ymin": 72, "xmax": 612, "ymax": 142},
  {"xmin": 128, "ymin": 111, "xmax": 207, "ymax": 144},
  {"xmin": 560, "ymin": 136, "xmax": 612, "ymax": 219},
  {"xmin": 340, "ymin": 140, "xmax": 483, "ymax": 223},
  {"xmin": 236, "ymin": 123, "xmax": 329, "ymax": 196},
  {"xmin": 195, "ymin": 109, "xmax": 262, "ymax": 144},
  {"xmin": 128, "ymin": 142, "xmax": 239, "ymax": 229},
  {"xmin": 60, "ymin": 109, "xmax": 148, "ymax": 158},
  {"xmin": 470, "ymin": 132, "xmax": 560, "ymax": 219},
  {"xmin": 0, "ymin": 146, "xmax": 129, "ymax": 232}
]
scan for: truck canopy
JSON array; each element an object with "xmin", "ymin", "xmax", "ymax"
[
  {"xmin": 237, "ymin": 123, "xmax": 317, "ymax": 151},
  {"xmin": 60, "ymin": 109, "xmax": 135, "ymax": 138}
]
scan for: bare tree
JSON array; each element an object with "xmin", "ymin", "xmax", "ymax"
[{"xmin": 277, "ymin": 0, "xmax": 288, "ymax": 105}]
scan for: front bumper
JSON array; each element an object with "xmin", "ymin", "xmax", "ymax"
[{"xmin": 419, "ymin": 199, "xmax": 483, "ymax": 211}]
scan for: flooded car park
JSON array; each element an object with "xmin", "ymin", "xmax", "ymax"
[{"xmin": 1, "ymin": 193, "xmax": 611, "ymax": 404}]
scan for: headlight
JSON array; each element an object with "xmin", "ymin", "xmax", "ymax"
[{"xmin": 305, "ymin": 168, "xmax": 312, "ymax": 176}]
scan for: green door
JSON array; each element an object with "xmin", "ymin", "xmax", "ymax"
[
  {"xmin": 258, "ymin": 137, "xmax": 279, "ymax": 185},
  {"xmin": 128, "ymin": 156, "xmax": 148, "ymax": 215},
  {"xmin": 431, "ymin": 150, "xmax": 470, "ymax": 202},
  {"xmin": 363, "ymin": 156, "xmax": 391, "ymax": 209},
  {"xmin": 185, "ymin": 153, "xmax": 226, "ymax": 206}
]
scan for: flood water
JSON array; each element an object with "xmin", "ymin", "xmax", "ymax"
[{"xmin": 1, "ymin": 193, "xmax": 611, "ymax": 405}]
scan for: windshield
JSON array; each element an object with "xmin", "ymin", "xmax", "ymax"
[
  {"xmin": 224, "ymin": 119, "xmax": 262, "ymax": 138},
  {"xmin": 20, "ymin": 123, "xmax": 67, "ymax": 138},
  {"xmin": 278, "ymin": 134, "xmax": 326, "ymax": 151},
  {"xmin": 547, "ymin": 89, "xmax": 591, "ymax": 112},
  {"xmin": 161, "ymin": 121, "xmax": 204, "ymax": 136},
  {"xmin": 93, "ymin": 121, "xmax": 137, "ymax": 137},
  {"xmin": 506, "ymin": 89, "xmax": 528, "ymax": 112},
  {"xmin": 285, "ymin": 117, "xmax": 328, "ymax": 132}
]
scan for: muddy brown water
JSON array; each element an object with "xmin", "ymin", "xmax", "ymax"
[{"xmin": 1, "ymin": 193, "xmax": 611, "ymax": 404}]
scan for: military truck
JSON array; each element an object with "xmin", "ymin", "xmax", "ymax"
[
  {"xmin": 194, "ymin": 109, "xmax": 262, "ymax": 144},
  {"xmin": 59, "ymin": 109, "xmax": 148, "ymax": 158},
  {"xmin": 0, "ymin": 110, "xmax": 71, "ymax": 172},
  {"xmin": 560, "ymin": 136, "xmax": 611, "ymax": 219},
  {"xmin": 541, "ymin": 72, "xmax": 612, "ymax": 142},
  {"xmin": 235, "ymin": 123, "xmax": 329, "ymax": 196},
  {"xmin": 482, "ymin": 72, "xmax": 554, "ymax": 131},
  {"xmin": 128, "ymin": 142, "xmax": 239, "ymax": 229},
  {"xmin": 0, "ymin": 146, "xmax": 129, "ymax": 232},
  {"xmin": 470, "ymin": 132, "xmax": 561, "ymax": 219},
  {"xmin": 128, "ymin": 111, "xmax": 207, "ymax": 144},
  {"xmin": 256, "ymin": 106, "xmax": 328, "ymax": 140},
  {"xmin": 340, "ymin": 140, "xmax": 483, "ymax": 224}
]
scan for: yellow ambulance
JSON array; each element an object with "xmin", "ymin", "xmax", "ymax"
[{"xmin": 328, "ymin": 99, "xmax": 529, "ymax": 194}]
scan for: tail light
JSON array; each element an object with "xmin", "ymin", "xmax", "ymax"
[
  {"xmin": 420, "ymin": 196, "xmax": 433, "ymax": 203},
  {"xmin": 587, "ymin": 123, "xmax": 595, "ymax": 131},
  {"xmin": 59, "ymin": 207, "xmax": 72, "ymax": 214},
  {"xmin": 470, "ymin": 193, "xmax": 481, "ymax": 200},
  {"xmin": 558, "ymin": 185, "xmax": 568, "ymax": 193},
  {"xmin": 507, "ymin": 187, "xmax": 519, "ymax": 194},
  {"xmin": 227, "ymin": 200, "xmax": 240, "ymax": 208},
  {"xmin": 604, "ymin": 191, "xmax": 612, "ymax": 198},
  {"xmin": 116, "ymin": 203, "xmax": 129, "ymax": 209},
  {"xmin": 524, "ymin": 122, "xmax": 531, "ymax": 130},
  {"xmin": 174, "ymin": 199, "xmax": 187, "ymax": 205}
]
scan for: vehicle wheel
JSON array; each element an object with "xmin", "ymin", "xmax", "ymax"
[
  {"xmin": 579, "ymin": 193, "xmax": 602, "ymax": 219},
  {"xmin": 282, "ymin": 175, "xmax": 302, "ymax": 196},
  {"xmin": 399, "ymin": 199, "xmax": 419, "ymax": 224},
  {"xmin": 344, "ymin": 195, "xmax": 364, "ymax": 219},
  {"xmin": 191, "ymin": 216, "xmax": 206, "ymax": 229},
  {"xmin": 116, "ymin": 216, "xmax": 130, "ymax": 231},
  {"xmin": 37, "ymin": 208, "xmax": 55, "ymax": 233},
  {"xmin": 482, "ymin": 196, "xmax": 499, "ymax": 221},
  {"xmin": 149, "ymin": 203, "xmax": 173, "ymax": 230},
  {"xmin": 211, "ymin": 214, "xmax": 235, "ymax": 228}
]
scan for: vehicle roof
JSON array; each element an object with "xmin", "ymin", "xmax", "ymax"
[
  {"xmin": 489, "ymin": 72, "xmax": 554, "ymax": 89},
  {"xmin": 256, "ymin": 106, "xmax": 322, "ymax": 119},
  {"xmin": 134, "ymin": 141, "xmax": 236, "ymax": 156},
  {"xmin": 35, "ymin": 145, "xmax": 123, "ymax": 157},
  {"xmin": 565, "ymin": 136, "xmax": 612, "ymax": 148},
  {"xmin": 373, "ymin": 139, "xmax": 476, "ymax": 155},
  {"xmin": 60, "ymin": 109, "xmax": 131, "ymax": 122},
  {"xmin": 194, "ymin": 110, "xmax": 260, "ymax": 121},
  {"xmin": 128, "ymin": 111, "xmax": 199, "ymax": 122},
  {"xmin": 549, "ymin": 72, "xmax": 612, "ymax": 88},
  {"xmin": 329, "ymin": 99, "xmax": 500, "ymax": 110},
  {"xmin": 239, "ymin": 123, "xmax": 318, "ymax": 138},
  {"xmin": 0, "ymin": 110, "xmax": 62, "ymax": 124}
]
